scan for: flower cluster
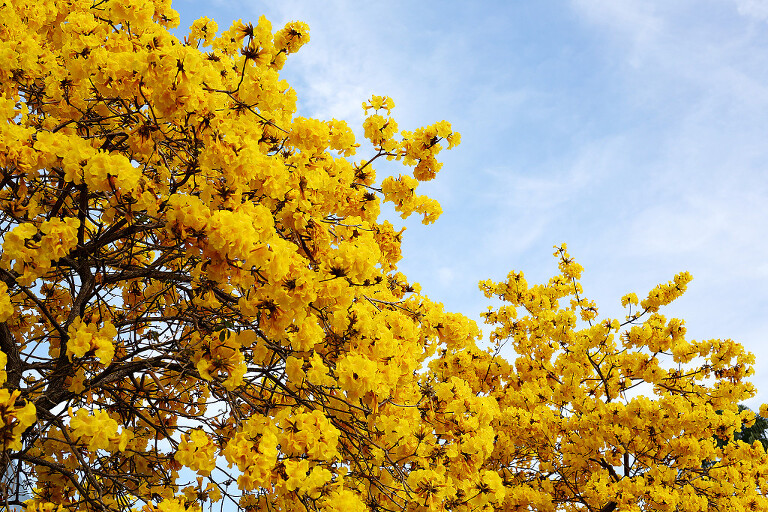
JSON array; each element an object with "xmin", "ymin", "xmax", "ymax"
[{"xmin": 66, "ymin": 318, "xmax": 117, "ymax": 365}]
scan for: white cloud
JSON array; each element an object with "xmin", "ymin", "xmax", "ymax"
[
  {"xmin": 207, "ymin": 1, "xmax": 384, "ymax": 126},
  {"xmin": 733, "ymin": 0, "xmax": 768, "ymax": 20},
  {"xmin": 626, "ymin": 197, "xmax": 730, "ymax": 256},
  {"xmin": 437, "ymin": 266, "xmax": 455, "ymax": 287},
  {"xmin": 569, "ymin": 0, "xmax": 664, "ymax": 66}
]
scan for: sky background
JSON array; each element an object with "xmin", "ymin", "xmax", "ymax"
[{"xmin": 174, "ymin": 0, "xmax": 768, "ymax": 407}]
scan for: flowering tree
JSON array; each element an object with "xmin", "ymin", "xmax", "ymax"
[{"xmin": 0, "ymin": 1, "xmax": 765, "ymax": 511}]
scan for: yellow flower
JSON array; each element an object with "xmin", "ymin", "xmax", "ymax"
[
  {"xmin": 321, "ymin": 488, "xmax": 368, "ymax": 512},
  {"xmin": 284, "ymin": 458, "xmax": 310, "ymax": 491},
  {"xmin": 83, "ymin": 151, "xmax": 141, "ymax": 195},
  {"xmin": 0, "ymin": 282, "xmax": 13, "ymax": 323},
  {"xmin": 12, "ymin": 401, "xmax": 36, "ymax": 433},
  {"xmin": 407, "ymin": 468, "xmax": 455, "ymax": 508},
  {"xmin": 285, "ymin": 356, "xmax": 305, "ymax": 383},
  {"xmin": 39, "ymin": 217, "xmax": 79, "ymax": 261},
  {"xmin": 1, "ymin": 223, "xmax": 38, "ymax": 270},
  {"xmin": 189, "ymin": 17, "xmax": 218, "ymax": 46},
  {"xmin": 69, "ymin": 408, "xmax": 119, "ymax": 452},
  {"xmin": 66, "ymin": 318, "xmax": 116, "ymax": 365},
  {"xmin": 67, "ymin": 369, "xmax": 87, "ymax": 394},
  {"xmin": 273, "ymin": 21, "xmax": 310, "ymax": 55},
  {"xmin": 337, "ymin": 353, "xmax": 379, "ymax": 400},
  {"xmin": 175, "ymin": 429, "xmax": 217, "ymax": 476}
]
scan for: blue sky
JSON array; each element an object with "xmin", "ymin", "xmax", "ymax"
[{"xmin": 174, "ymin": 0, "xmax": 768, "ymax": 407}]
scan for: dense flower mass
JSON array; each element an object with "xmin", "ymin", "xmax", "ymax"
[{"xmin": 0, "ymin": 0, "xmax": 765, "ymax": 511}]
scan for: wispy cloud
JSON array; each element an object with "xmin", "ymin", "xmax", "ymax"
[
  {"xmin": 173, "ymin": 0, "xmax": 768, "ymax": 402},
  {"xmin": 732, "ymin": 0, "xmax": 768, "ymax": 21},
  {"xmin": 566, "ymin": 0, "xmax": 768, "ymax": 404},
  {"xmin": 570, "ymin": 0, "xmax": 664, "ymax": 67}
]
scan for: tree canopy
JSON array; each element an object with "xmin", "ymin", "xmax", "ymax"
[{"xmin": 0, "ymin": 1, "xmax": 766, "ymax": 511}]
